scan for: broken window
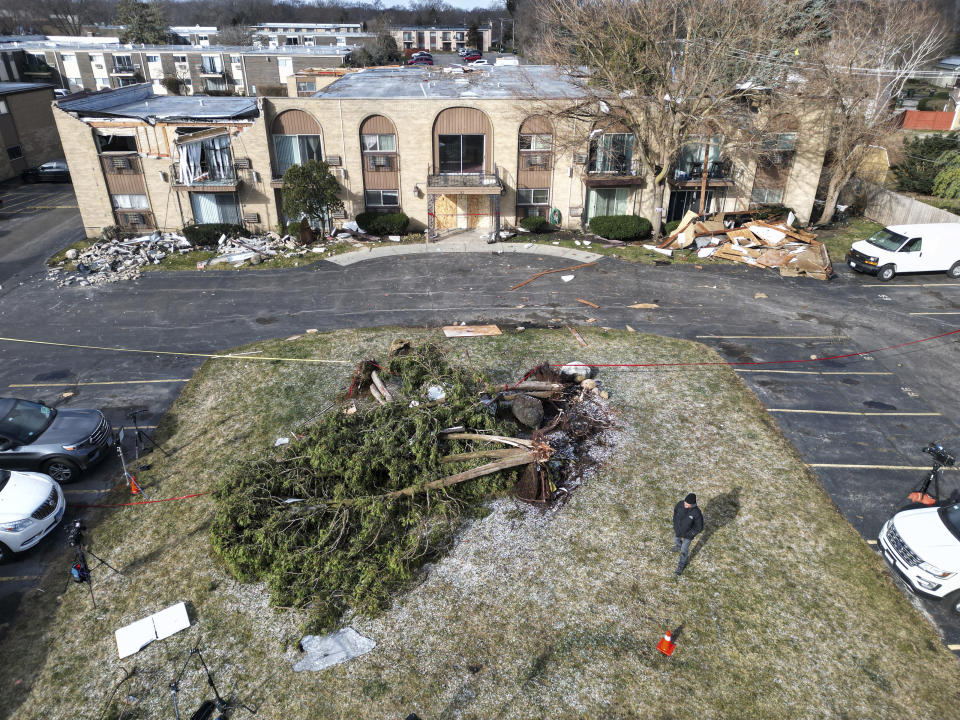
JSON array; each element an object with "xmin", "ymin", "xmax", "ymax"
[
  {"xmin": 273, "ymin": 134, "xmax": 322, "ymax": 175},
  {"xmin": 178, "ymin": 135, "xmax": 234, "ymax": 185},
  {"xmin": 97, "ymin": 134, "xmax": 138, "ymax": 153}
]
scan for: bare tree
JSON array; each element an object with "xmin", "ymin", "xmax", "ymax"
[
  {"xmin": 533, "ymin": 0, "xmax": 825, "ymax": 234},
  {"xmin": 803, "ymin": 0, "xmax": 946, "ymax": 224}
]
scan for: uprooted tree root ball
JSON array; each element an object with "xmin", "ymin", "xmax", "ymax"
[{"xmin": 211, "ymin": 342, "xmax": 611, "ymax": 631}]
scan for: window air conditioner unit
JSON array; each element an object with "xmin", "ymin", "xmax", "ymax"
[
  {"xmin": 234, "ymin": 157, "xmax": 251, "ymax": 169},
  {"xmin": 331, "ymin": 209, "xmax": 346, "ymax": 219},
  {"xmin": 325, "ymin": 155, "xmax": 342, "ymax": 166},
  {"xmin": 370, "ymin": 155, "xmax": 388, "ymax": 168},
  {"xmin": 243, "ymin": 211, "xmax": 260, "ymax": 223},
  {"xmin": 569, "ymin": 206, "xmax": 583, "ymax": 217},
  {"xmin": 574, "ymin": 154, "xmax": 588, "ymax": 164},
  {"xmin": 529, "ymin": 155, "xmax": 545, "ymax": 167},
  {"xmin": 112, "ymin": 157, "xmax": 130, "ymax": 169},
  {"xmin": 129, "ymin": 213, "xmax": 145, "ymax": 224}
]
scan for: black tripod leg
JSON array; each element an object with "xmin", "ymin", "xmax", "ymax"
[
  {"xmin": 86, "ymin": 579, "xmax": 96, "ymax": 608},
  {"xmin": 139, "ymin": 429, "xmax": 170, "ymax": 457},
  {"xmin": 86, "ymin": 549, "xmax": 124, "ymax": 576}
]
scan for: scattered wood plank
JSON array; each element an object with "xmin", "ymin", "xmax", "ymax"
[
  {"xmin": 370, "ymin": 371, "xmax": 392, "ymax": 402},
  {"xmin": 509, "ymin": 262, "xmax": 598, "ymax": 290},
  {"xmin": 440, "ymin": 448, "xmax": 524, "ymax": 464},
  {"xmin": 567, "ymin": 325, "xmax": 588, "ymax": 347},
  {"xmin": 442, "ymin": 325, "xmax": 503, "ymax": 337},
  {"xmin": 442, "ymin": 433, "xmax": 535, "ymax": 449},
  {"xmin": 387, "ymin": 451, "xmax": 536, "ymax": 498},
  {"xmin": 628, "ymin": 303, "xmax": 659, "ymax": 309},
  {"xmin": 576, "ymin": 298, "xmax": 599, "ymax": 309}
]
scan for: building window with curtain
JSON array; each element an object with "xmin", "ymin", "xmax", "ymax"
[
  {"xmin": 272, "ymin": 134, "xmax": 322, "ymax": 176},
  {"xmin": 586, "ymin": 187, "xmax": 629, "ymax": 220},
  {"xmin": 111, "ymin": 194, "xmax": 149, "ymax": 210},
  {"xmin": 177, "ymin": 135, "xmax": 235, "ymax": 185},
  {"xmin": 190, "ymin": 192, "xmax": 241, "ymax": 224},
  {"xmin": 588, "ymin": 133, "xmax": 635, "ymax": 174}
]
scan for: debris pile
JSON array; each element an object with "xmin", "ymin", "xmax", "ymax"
[
  {"xmin": 49, "ymin": 232, "xmax": 192, "ymax": 286},
  {"xmin": 649, "ymin": 210, "xmax": 833, "ymax": 280}
]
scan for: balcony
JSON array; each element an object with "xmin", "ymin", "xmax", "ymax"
[
  {"xmin": 197, "ymin": 63, "xmax": 225, "ymax": 77},
  {"xmin": 425, "ymin": 165, "xmax": 503, "ymax": 194},
  {"xmin": 171, "ymin": 161, "xmax": 240, "ymax": 191},
  {"xmin": 110, "ymin": 63, "xmax": 137, "ymax": 76},
  {"xmin": 669, "ymin": 158, "xmax": 734, "ymax": 188}
]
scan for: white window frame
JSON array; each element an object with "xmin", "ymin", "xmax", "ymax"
[
  {"xmin": 111, "ymin": 194, "xmax": 149, "ymax": 210},
  {"xmin": 520, "ymin": 134, "xmax": 552, "ymax": 151},
  {"xmin": 364, "ymin": 190, "xmax": 400, "ymax": 207},
  {"xmin": 517, "ymin": 188, "xmax": 549, "ymax": 206},
  {"xmin": 145, "ymin": 55, "xmax": 160, "ymax": 63},
  {"xmin": 361, "ymin": 134, "xmax": 396, "ymax": 152}
]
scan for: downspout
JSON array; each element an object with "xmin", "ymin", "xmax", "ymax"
[
  {"xmin": 338, "ymin": 97, "xmax": 348, "ymax": 227},
  {"xmin": 240, "ymin": 54, "xmax": 249, "ymax": 95}
]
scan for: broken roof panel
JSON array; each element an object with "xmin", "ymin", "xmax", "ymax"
[
  {"xmin": 315, "ymin": 65, "xmax": 589, "ymax": 101},
  {"xmin": 58, "ymin": 84, "xmax": 258, "ymax": 121},
  {"xmin": 0, "ymin": 81, "xmax": 54, "ymax": 95}
]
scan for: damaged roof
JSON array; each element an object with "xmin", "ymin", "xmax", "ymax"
[
  {"xmin": 57, "ymin": 84, "xmax": 258, "ymax": 121},
  {"xmin": 0, "ymin": 81, "xmax": 54, "ymax": 95},
  {"xmin": 315, "ymin": 65, "xmax": 589, "ymax": 100}
]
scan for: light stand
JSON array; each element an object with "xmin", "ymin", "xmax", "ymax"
[{"xmin": 169, "ymin": 646, "xmax": 256, "ymax": 720}]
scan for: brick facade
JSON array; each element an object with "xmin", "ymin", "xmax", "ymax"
[{"xmin": 0, "ymin": 84, "xmax": 62, "ymax": 182}]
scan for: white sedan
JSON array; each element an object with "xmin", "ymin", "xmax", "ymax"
[
  {"xmin": 0, "ymin": 469, "xmax": 65, "ymax": 562},
  {"xmin": 469, "ymin": 59, "xmax": 490, "ymax": 66}
]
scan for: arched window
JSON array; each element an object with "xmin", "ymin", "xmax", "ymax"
[
  {"xmin": 360, "ymin": 115, "xmax": 400, "ymax": 209},
  {"xmin": 433, "ymin": 107, "xmax": 493, "ymax": 175},
  {"xmin": 517, "ymin": 116, "xmax": 553, "ymax": 219},
  {"xmin": 271, "ymin": 110, "xmax": 323, "ymax": 177}
]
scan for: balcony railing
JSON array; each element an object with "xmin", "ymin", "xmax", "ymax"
[
  {"xmin": 587, "ymin": 157, "xmax": 637, "ymax": 175},
  {"xmin": 197, "ymin": 64, "xmax": 224, "ymax": 76},
  {"xmin": 365, "ymin": 154, "xmax": 400, "ymax": 172},
  {"xmin": 111, "ymin": 64, "xmax": 137, "ymax": 75},
  {"xmin": 171, "ymin": 161, "xmax": 240, "ymax": 189},
  {"xmin": 672, "ymin": 158, "xmax": 733, "ymax": 183},
  {"xmin": 427, "ymin": 165, "xmax": 501, "ymax": 188}
]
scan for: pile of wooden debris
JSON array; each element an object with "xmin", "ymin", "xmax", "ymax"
[{"xmin": 648, "ymin": 210, "xmax": 833, "ymax": 280}]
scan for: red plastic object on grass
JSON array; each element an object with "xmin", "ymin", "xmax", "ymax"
[{"xmin": 656, "ymin": 631, "xmax": 675, "ymax": 656}]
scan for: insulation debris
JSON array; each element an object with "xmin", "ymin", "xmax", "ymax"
[
  {"xmin": 658, "ymin": 212, "xmax": 831, "ymax": 280},
  {"xmin": 50, "ymin": 232, "xmax": 191, "ymax": 286}
]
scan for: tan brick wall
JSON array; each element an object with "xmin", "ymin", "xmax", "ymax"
[
  {"xmin": 9, "ymin": 90, "xmax": 63, "ymax": 169},
  {"xmin": 53, "ymin": 106, "xmax": 113, "ymax": 236}
]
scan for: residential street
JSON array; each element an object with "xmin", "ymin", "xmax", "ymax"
[{"xmin": 2, "ymin": 223, "xmax": 960, "ymax": 650}]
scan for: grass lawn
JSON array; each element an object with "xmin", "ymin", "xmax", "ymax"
[
  {"xmin": 2, "ymin": 328, "xmax": 959, "ymax": 719},
  {"xmin": 815, "ymin": 217, "xmax": 884, "ymax": 262},
  {"xmin": 519, "ymin": 231, "xmax": 732, "ymax": 265}
]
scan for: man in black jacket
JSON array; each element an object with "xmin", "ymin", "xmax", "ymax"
[{"xmin": 672, "ymin": 493, "xmax": 704, "ymax": 576}]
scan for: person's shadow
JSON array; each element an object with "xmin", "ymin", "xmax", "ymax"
[{"xmin": 688, "ymin": 487, "xmax": 741, "ymax": 563}]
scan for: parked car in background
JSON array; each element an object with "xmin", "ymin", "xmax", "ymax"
[
  {"xmin": 469, "ymin": 59, "xmax": 490, "ymax": 66},
  {"xmin": 0, "ymin": 468, "xmax": 66, "ymax": 562},
  {"xmin": 846, "ymin": 223, "xmax": 960, "ymax": 281},
  {"xmin": 408, "ymin": 56, "xmax": 434, "ymax": 66},
  {"xmin": 411, "ymin": 51, "xmax": 432, "ymax": 59},
  {"xmin": 463, "ymin": 52, "xmax": 483, "ymax": 62},
  {"xmin": 0, "ymin": 398, "xmax": 113, "ymax": 483},
  {"xmin": 53, "ymin": 88, "xmax": 70, "ymax": 98},
  {"xmin": 21, "ymin": 158, "xmax": 70, "ymax": 183}
]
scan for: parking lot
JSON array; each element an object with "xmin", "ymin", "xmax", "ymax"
[{"xmin": 1, "ymin": 246, "xmax": 960, "ymax": 652}]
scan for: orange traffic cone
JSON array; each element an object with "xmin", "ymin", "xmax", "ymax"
[
  {"xmin": 656, "ymin": 631, "xmax": 676, "ymax": 656},
  {"xmin": 129, "ymin": 475, "xmax": 140, "ymax": 495}
]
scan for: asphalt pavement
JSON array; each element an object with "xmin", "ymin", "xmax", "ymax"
[{"xmin": 2, "ymin": 216, "xmax": 960, "ymax": 650}]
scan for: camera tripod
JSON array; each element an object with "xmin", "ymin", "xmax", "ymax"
[
  {"xmin": 127, "ymin": 408, "xmax": 170, "ymax": 470},
  {"xmin": 909, "ymin": 442, "xmax": 958, "ymax": 506},
  {"xmin": 169, "ymin": 646, "xmax": 255, "ymax": 720},
  {"xmin": 69, "ymin": 525, "xmax": 123, "ymax": 608}
]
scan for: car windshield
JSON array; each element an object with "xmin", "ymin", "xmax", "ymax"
[
  {"xmin": 866, "ymin": 228, "xmax": 908, "ymax": 252},
  {"xmin": 0, "ymin": 400, "xmax": 56, "ymax": 445},
  {"xmin": 940, "ymin": 503, "xmax": 960, "ymax": 542}
]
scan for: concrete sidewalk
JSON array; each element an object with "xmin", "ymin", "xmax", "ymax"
[{"xmin": 326, "ymin": 238, "xmax": 602, "ymax": 266}]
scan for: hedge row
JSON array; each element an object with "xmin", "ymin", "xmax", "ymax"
[
  {"xmin": 182, "ymin": 223, "xmax": 250, "ymax": 246},
  {"xmin": 355, "ymin": 212, "xmax": 410, "ymax": 235},
  {"xmin": 588, "ymin": 214, "xmax": 652, "ymax": 240}
]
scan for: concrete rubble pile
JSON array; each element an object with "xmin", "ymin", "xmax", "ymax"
[
  {"xmin": 49, "ymin": 232, "xmax": 192, "ymax": 287},
  {"xmin": 648, "ymin": 209, "xmax": 833, "ymax": 281}
]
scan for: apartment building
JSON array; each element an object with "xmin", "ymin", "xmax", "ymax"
[
  {"xmin": 250, "ymin": 22, "xmax": 372, "ymax": 48},
  {"xmin": 392, "ymin": 26, "xmax": 492, "ymax": 53},
  {"xmin": 169, "ymin": 26, "xmax": 219, "ymax": 47},
  {"xmin": 0, "ymin": 41, "xmax": 352, "ymax": 97},
  {"xmin": 0, "ymin": 82, "xmax": 62, "ymax": 181},
  {"xmin": 54, "ymin": 66, "xmax": 827, "ymax": 238}
]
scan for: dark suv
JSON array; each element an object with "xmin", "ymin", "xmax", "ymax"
[{"xmin": 0, "ymin": 398, "xmax": 114, "ymax": 483}]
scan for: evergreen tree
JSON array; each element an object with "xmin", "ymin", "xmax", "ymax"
[
  {"xmin": 892, "ymin": 132, "xmax": 960, "ymax": 195},
  {"xmin": 116, "ymin": 0, "xmax": 168, "ymax": 45}
]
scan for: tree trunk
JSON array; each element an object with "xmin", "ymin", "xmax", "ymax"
[{"xmin": 818, "ymin": 168, "xmax": 850, "ymax": 225}]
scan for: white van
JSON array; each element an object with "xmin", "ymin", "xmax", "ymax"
[
  {"xmin": 878, "ymin": 502, "xmax": 960, "ymax": 615},
  {"xmin": 846, "ymin": 223, "xmax": 960, "ymax": 281}
]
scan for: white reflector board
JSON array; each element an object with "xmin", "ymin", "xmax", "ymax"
[{"xmin": 115, "ymin": 601, "xmax": 191, "ymax": 658}]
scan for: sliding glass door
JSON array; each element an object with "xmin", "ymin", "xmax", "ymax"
[{"xmin": 438, "ymin": 134, "xmax": 484, "ymax": 174}]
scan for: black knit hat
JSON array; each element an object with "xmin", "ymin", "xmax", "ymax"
[{"xmin": 685, "ymin": 493, "xmax": 697, "ymax": 505}]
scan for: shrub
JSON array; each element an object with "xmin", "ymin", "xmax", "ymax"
[
  {"xmin": 663, "ymin": 220, "xmax": 681, "ymax": 235},
  {"xmin": 286, "ymin": 221, "xmax": 304, "ymax": 236},
  {"xmin": 355, "ymin": 211, "xmax": 409, "ymax": 235},
  {"xmin": 893, "ymin": 132, "xmax": 960, "ymax": 194},
  {"xmin": 100, "ymin": 225, "xmax": 133, "ymax": 242},
  {"xmin": 588, "ymin": 214, "xmax": 652, "ymax": 240},
  {"xmin": 752, "ymin": 204, "xmax": 799, "ymax": 226},
  {"xmin": 182, "ymin": 223, "xmax": 250, "ymax": 247},
  {"xmin": 519, "ymin": 215, "xmax": 549, "ymax": 232}
]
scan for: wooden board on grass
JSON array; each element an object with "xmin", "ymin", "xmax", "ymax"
[{"xmin": 442, "ymin": 325, "xmax": 503, "ymax": 337}]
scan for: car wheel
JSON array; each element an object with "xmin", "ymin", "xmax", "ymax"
[
  {"xmin": 42, "ymin": 458, "xmax": 80, "ymax": 484},
  {"xmin": 877, "ymin": 264, "xmax": 896, "ymax": 282},
  {"xmin": 945, "ymin": 590, "xmax": 960, "ymax": 616},
  {"xmin": 0, "ymin": 541, "xmax": 12, "ymax": 564},
  {"xmin": 948, "ymin": 262, "xmax": 960, "ymax": 279}
]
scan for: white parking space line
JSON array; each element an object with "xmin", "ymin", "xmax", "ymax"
[
  {"xmin": 867, "ymin": 539, "xmax": 877, "ymax": 545},
  {"xmin": 9, "ymin": 379, "xmax": 189, "ymax": 388},
  {"xmin": 0, "ymin": 575, "xmax": 41, "ymax": 582},
  {"xmin": 908, "ymin": 312, "xmax": 960, "ymax": 315},
  {"xmin": 808, "ymin": 463, "xmax": 958, "ymax": 470},
  {"xmin": 122, "ymin": 425, "xmax": 157, "ymax": 430},
  {"xmin": 63, "ymin": 488, "xmax": 112, "ymax": 495},
  {"xmin": 949, "ymin": 644, "xmax": 960, "ymax": 651},
  {"xmin": 735, "ymin": 369, "xmax": 893, "ymax": 375},
  {"xmin": 696, "ymin": 335, "xmax": 846, "ymax": 340},
  {"xmin": 878, "ymin": 284, "xmax": 960, "ymax": 288},
  {"xmin": 769, "ymin": 409, "xmax": 940, "ymax": 416}
]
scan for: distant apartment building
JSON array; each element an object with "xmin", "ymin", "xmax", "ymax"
[
  {"xmin": 0, "ymin": 41, "xmax": 352, "ymax": 96},
  {"xmin": 392, "ymin": 26, "xmax": 492, "ymax": 52},
  {"xmin": 169, "ymin": 26, "xmax": 219, "ymax": 47},
  {"xmin": 54, "ymin": 66, "xmax": 828, "ymax": 240},
  {"xmin": 0, "ymin": 82, "xmax": 62, "ymax": 181},
  {"xmin": 250, "ymin": 22, "xmax": 373, "ymax": 48}
]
